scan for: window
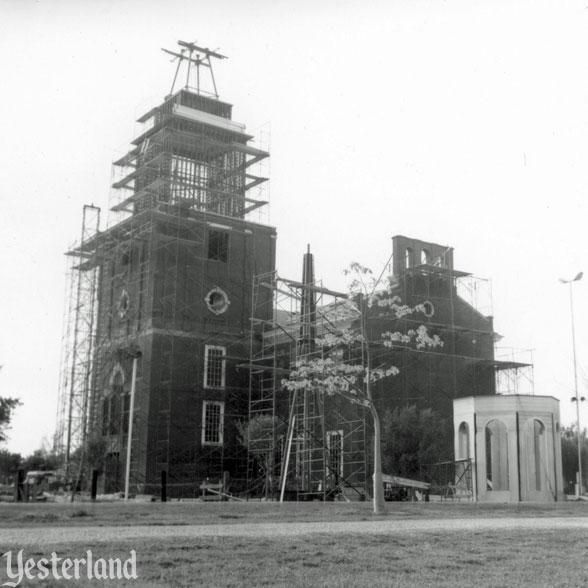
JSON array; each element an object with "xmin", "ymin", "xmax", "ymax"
[
  {"xmin": 103, "ymin": 370, "xmax": 124, "ymax": 436},
  {"xmin": 421, "ymin": 249, "xmax": 431, "ymax": 265},
  {"xmin": 202, "ymin": 401, "xmax": 224, "ymax": 445},
  {"xmin": 405, "ymin": 247, "xmax": 413, "ymax": 268},
  {"xmin": 327, "ymin": 430, "xmax": 344, "ymax": 479},
  {"xmin": 204, "ymin": 345, "xmax": 226, "ymax": 388},
  {"xmin": 208, "ymin": 230, "xmax": 229, "ymax": 262},
  {"xmin": 121, "ymin": 392, "xmax": 131, "ymax": 435},
  {"xmin": 205, "ymin": 287, "xmax": 230, "ymax": 315},
  {"xmin": 421, "ymin": 300, "xmax": 435, "ymax": 318},
  {"xmin": 458, "ymin": 422, "xmax": 469, "ymax": 459},
  {"xmin": 118, "ymin": 289, "xmax": 130, "ymax": 319},
  {"xmin": 485, "ymin": 419, "xmax": 509, "ymax": 491}
]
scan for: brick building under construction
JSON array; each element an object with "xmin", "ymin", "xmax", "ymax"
[{"xmin": 55, "ymin": 42, "xmax": 531, "ymax": 499}]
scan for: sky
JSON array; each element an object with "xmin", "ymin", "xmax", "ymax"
[{"xmin": 1, "ymin": 0, "xmax": 587, "ymax": 456}]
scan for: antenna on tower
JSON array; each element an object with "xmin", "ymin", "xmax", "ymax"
[{"xmin": 161, "ymin": 40, "xmax": 227, "ymax": 98}]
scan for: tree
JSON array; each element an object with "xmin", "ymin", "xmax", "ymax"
[
  {"xmin": 381, "ymin": 405, "xmax": 451, "ymax": 479},
  {"xmin": 21, "ymin": 448, "xmax": 61, "ymax": 473},
  {"xmin": 83, "ymin": 434, "xmax": 107, "ymax": 474},
  {"xmin": 282, "ymin": 263, "xmax": 442, "ymax": 514},
  {"xmin": 561, "ymin": 425, "xmax": 588, "ymax": 493},
  {"xmin": 0, "ymin": 397, "xmax": 20, "ymax": 443},
  {"xmin": 0, "ymin": 449, "xmax": 22, "ymax": 483},
  {"xmin": 0, "ymin": 366, "xmax": 21, "ymax": 444}
]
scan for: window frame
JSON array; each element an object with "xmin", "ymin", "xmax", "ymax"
[
  {"xmin": 201, "ymin": 400, "xmax": 225, "ymax": 446},
  {"xmin": 204, "ymin": 345, "xmax": 226, "ymax": 389}
]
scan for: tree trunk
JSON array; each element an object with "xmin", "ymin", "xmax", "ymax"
[
  {"xmin": 371, "ymin": 405, "xmax": 386, "ymax": 514},
  {"xmin": 366, "ymin": 357, "xmax": 385, "ymax": 514}
]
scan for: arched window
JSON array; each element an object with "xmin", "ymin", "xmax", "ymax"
[
  {"xmin": 405, "ymin": 248, "xmax": 413, "ymax": 268},
  {"xmin": 533, "ymin": 419, "xmax": 545, "ymax": 491},
  {"xmin": 485, "ymin": 419, "xmax": 509, "ymax": 491},
  {"xmin": 458, "ymin": 422, "xmax": 469, "ymax": 459},
  {"xmin": 421, "ymin": 249, "xmax": 431, "ymax": 265},
  {"xmin": 121, "ymin": 391, "xmax": 131, "ymax": 434},
  {"xmin": 102, "ymin": 396, "xmax": 110, "ymax": 436},
  {"xmin": 103, "ymin": 368, "xmax": 125, "ymax": 436}
]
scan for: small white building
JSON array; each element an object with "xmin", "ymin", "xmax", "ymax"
[{"xmin": 453, "ymin": 395, "xmax": 564, "ymax": 502}]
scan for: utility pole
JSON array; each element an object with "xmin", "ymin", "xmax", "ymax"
[
  {"xmin": 124, "ymin": 348, "xmax": 142, "ymax": 502},
  {"xmin": 560, "ymin": 272, "xmax": 583, "ymax": 497}
]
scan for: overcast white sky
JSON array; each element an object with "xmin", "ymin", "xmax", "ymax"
[{"xmin": 1, "ymin": 0, "xmax": 587, "ymax": 456}]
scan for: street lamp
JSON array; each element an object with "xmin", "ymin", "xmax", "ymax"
[
  {"xmin": 559, "ymin": 272, "xmax": 583, "ymax": 496},
  {"xmin": 121, "ymin": 346, "xmax": 142, "ymax": 502}
]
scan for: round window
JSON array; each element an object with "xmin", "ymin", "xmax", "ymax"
[
  {"xmin": 205, "ymin": 287, "xmax": 230, "ymax": 315},
  {"xmin": 421, "ymin": 300, "xmax": 435, "ymax": 318},
  {"xmin": 118, "ymin": 290, "xmax": 130, "ymax": 319}
]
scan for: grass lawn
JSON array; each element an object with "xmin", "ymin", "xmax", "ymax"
[
  {"xmin": 1, "ymin": 499, "xmax": 587, "ymax": 528},
  {"xmin": 0, "ymin": 501, "xmax": 587, "ymax": 587},
  {"xmin": 2, "ymin": 529, "xmax": 587, "ymax": 587}
]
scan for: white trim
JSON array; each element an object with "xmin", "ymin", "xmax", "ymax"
[
  {"xmin": 108, "ymin": 363, "xmax": 125, "ymax": 387},
  {"xmin": 422, "ymin": 300, "xmax": 435, "ymax": 318},
  {"xmin": 207, "ymin": 222, "xmax": 233, "ymax": 231},
  {"xmin": 205, "ymin": 287, "xmax": 230, "ymax": 316},
  {"xmin": 173, "ymin": 104, "xmax": 246, "ymax": 133}
]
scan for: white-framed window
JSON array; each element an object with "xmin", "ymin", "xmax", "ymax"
[
  {"xmin": 205, "ymin": 287, "xmax": 230, "ymax": 315},
  {"xmin": 204, "ymin": 345, "xmax": 226, "ymax": 389},
  {"xmin": 202, "ymin": 400, "xmax": 224, "ymax": 446},
  {"xmin": 327, "ymin": 430, "xmax": 344, "ymax": 479}
]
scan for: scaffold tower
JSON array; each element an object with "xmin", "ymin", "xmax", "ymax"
[
  {"xmin": 55, "ymin": 41, "xmax": 274, "ymax": 497},
  {"xmin": 247, "ymin": 248, "xmax": 368, "ymax": 501},
  {"xmin": 55, "ymin": 205, "xmax": 101, "ymax": 468}
]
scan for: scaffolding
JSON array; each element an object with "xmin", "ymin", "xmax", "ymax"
[
  {"xmin": 246, "ymin": 252, "xmax": 368, "ymax": 501},
  {"xmin": 244, "ymin": 238, "xmax": 534, "ymax": 500},
  {"xmin": 55, "ymin": 205, "xmax": 101, "ymax": 471},
  {"xmin": 421, "ymin": 459, "xmax": 474, "ymax": 500},
  {"xmin": 391, "ymin": 257, "xmax": 533, "ymax": 409},
  {"xmin": 494, "ymin": 348, "xmax": 534, "ymax": 395},
  {"xmin": 55, "ymin": 42, "xmax": 273, "ymax": 497}
]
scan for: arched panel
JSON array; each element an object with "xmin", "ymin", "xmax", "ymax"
[
  {"xmin": 485, "ymin": 419, "xmax": 509, "ymax": 491},
  {"xmin": 458, "ymin": 422, "xmax": 470, "ymax": 459},
  {"xmin": 532, "ymin": 419, "xmax": 546, "ymax": 491}
]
